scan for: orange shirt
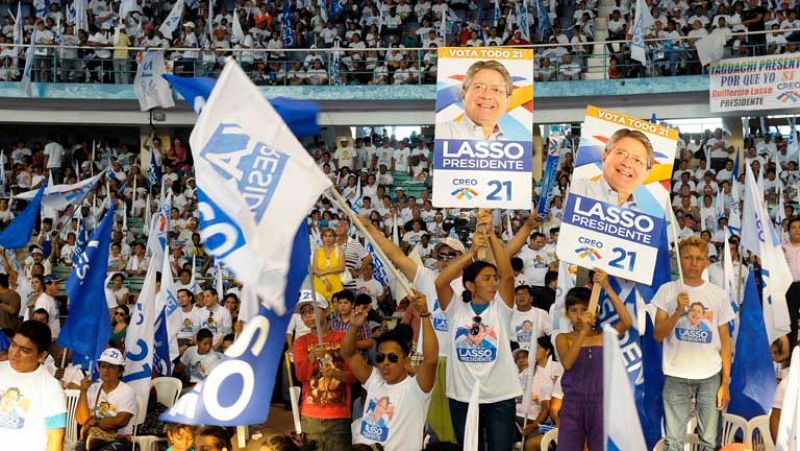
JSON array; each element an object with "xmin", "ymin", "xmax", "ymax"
[{"xmin": 293, "ymin": 330, "xmax": 354, "ymax": 419}]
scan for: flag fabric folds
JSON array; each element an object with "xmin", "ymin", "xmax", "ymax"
[
  {"xmin": 0, "ymin": 181, "xmax": 46, "ymax": 249},
  {"xmin": 146, "ymin": 194, "xmax": 170, "ymax": 265},
  {"xmin": 148, "ymin": 147, "xmax": 162, "ymax": 189},
  {"xmin": 56, "ymin": 202, "xmax": 115, "ymax": 371},
  {"xmin": 775, "ymin": 346, "xmax": 800, "ymax": 450},
  {"xmin": 536, "ymin": 0, "xmax": 552, "ymax": 41},
  {"xmin": 133, "ymin": 50, "xmax": 175, "ymax": 111},
  {"xmin": 519, "ymin": 0, "xmax": 530, "ymax": 42},
  {"xmin": 153, "ymin": 239, "xmax": 181, "ymax": 377},
  {"xmin": 727, "ymin": 270, "xmax": 777, "ymax": 420},
  {"xmin": 742, "ymin": 165, "xmax": 792, "ymax": 344},
  {"xmin": 281, "ymin": 0, "xmax": 295, "ymax": 48},
  {"xmin": 162, "ymin": 74, "xmax": 320, "ymax": 137},
  {"xmin": 603, "ymin": 324, "xmax": 647, "ymax": 451},
  {"xmin": 159, "ymin": 0, "xmax": 184, "ymax": 39},
  {"xmin": 16, "ymin": 170, "xmax": 105, "ymax": 211},
  {"xmin": 160, "ymin": 221, "xmax": 311, "ymax": 426},
  {"xmin": 20, "ymin": 30, "xmax": 36, "ymax": 97},
  {"xmin": 187, "ymin": 59, "xmax": 331, "ymax": 313},
  {"xmin": 630, "ymin": 0, "xmax": 654, "ymax": 65}
]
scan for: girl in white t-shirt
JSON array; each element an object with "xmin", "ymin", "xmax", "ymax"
[
  {"xmin": 342, "ymin": 291, "xmax": 437, "ymax": 451},
  {"xmin": 514, "ymin": 335, "xmax": 556, "ymax": 451},
  {"xmin": 435, "ymin": 209, "xmax": 520, "ymax": 450}
]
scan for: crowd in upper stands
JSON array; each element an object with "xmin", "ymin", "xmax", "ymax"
[{"xmin": 0, "ymin": 0, "xmax": 798, "ymax": 84}]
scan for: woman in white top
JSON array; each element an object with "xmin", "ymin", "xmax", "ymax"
[
  {"xmin": 343, "ymin": 291, "xmax": 437, "ymax": 451},
  {"xmin": 435, "ymin": 209, "xmax": 521, "ymax": 450}
]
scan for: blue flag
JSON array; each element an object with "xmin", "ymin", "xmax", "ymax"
[
  {"xmin": 0, "ymin": 181, "xmax": 46, "ymax": 249},
  {"xmin": 536, "ymin": 0, "xmax": 552, "ymax": 41},
  {"xmin": 332, "ymin": 0, "xmax": 344, "ymax": 17},
  {"xmin": 537, "ymin": 129, "xmax": 561, "ymax": 217},
  {"xmin": 0, "ymin": 332, "xmax": 9, "ymax": 353},
  {"xmin": 160, "ymin": 220, "xmax": 310, "ymax": 426},
  {"xmin": 161, "ymin": 74, "xmax": 319, "ymax": 137},
  {"xmin": 57, "ymin": 202, "xmax": 115, "ymax": 371},
  {"xmin": 728, "ymin": 270, "xmax": 777, "ymax": 419},
  {"xmin": 732, "ymin": 146, "xmax": 741, "ymax": 178},
  {"xmin": 282, "ymin": 0, "xmax": 295, "ymax": 48},
  {"xmin": 71, "ymin": 214, "xmax": 88, "ymax": 266},
  {"xmin": 148, "ymin": 148, "xmax": 161, "ymax": 189},
  {"xmin": 641, "ymin": 311, "xmax": 664, "ymax": 450}
]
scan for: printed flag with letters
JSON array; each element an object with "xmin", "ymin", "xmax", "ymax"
[
  {"xmin": 186, "ymin": 59, "xmax": 331, "ymax": 313},
  {"xmin": 604, "ymin": 324, "xmax": 647, "ymax": 451}
]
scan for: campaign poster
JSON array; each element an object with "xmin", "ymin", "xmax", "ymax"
[
  {"xmin": 556, "ymin": 105, "xmax": 678, "ymax": 285},
  {"xmin": 709, "ymin": 53, "xmax": 800, "ymax": 113},
  {"xmin": 432, "ymin": 47, "xmax": 534, "ymax": 209}
]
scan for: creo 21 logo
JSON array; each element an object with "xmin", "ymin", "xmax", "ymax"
[
  {"xmin": 777, "ymin": 92, "xmax": 800, "ymax": 104},
  {"xmin": 451, "ymin": 187, "xmax": 479, "ymax": 200},
  {"xmin": 575, "ymin": 246, "xmax": 601, "ymax": 261}
]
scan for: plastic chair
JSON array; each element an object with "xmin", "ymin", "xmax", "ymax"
[
  {"xmin": 152, "ymin": 376, "xmax": 182, "ymax": 407},
  {"xmin": 721, "ymin": 413, "xmax": 748, "ymax": 446},
  {"xmin": 130, "ymin": 396, "xmax": 147, "ymax": 451},
  {"xmin": 747, "ymin": 415, "xmax": 775, "ymax": 451},
  {"xmin": 540, "ymin": 428, "xmax": 558, "ymax": 451},
  {"xmin": 653, "ymin": 434, "xmax": 703, "ymax": 451},
  {"xmin": 64, "ymin": 389, "xmax": 81, "ymax": 451}
]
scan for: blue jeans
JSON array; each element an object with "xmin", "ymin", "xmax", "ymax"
[
  {"xmin": 663, "ymin": 373, "xmax": 722, "ymax": 451},
  {"xmin": 449, "ymin": 397, "xmax": 516, "ymax": 451}
]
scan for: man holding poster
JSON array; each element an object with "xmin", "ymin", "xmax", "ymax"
[
  {"xmin": 556, "ymin": 105, "xmax": 678, "ymax": 285},
  {"xmin": 432, "ymin": 47, "xmax": 533, "ymax": 210}
]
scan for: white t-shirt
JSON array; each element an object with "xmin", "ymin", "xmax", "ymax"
[
  {"xmin": 355, "ymin": 368, "xmax": 432, "ymax": 450},
  {"xmin": 192, "ymin": 304, "xmax": 232, "ymax": 344},
  {"xmin": 286, "ymin": 313, "xmax": 311, "ymax": 339},
  {"xmin": 179, "ymin": 346, "xmax": 223, "ymax": 383},
  {"xmin": 34, "ymin": 293, "xmax": 60, "ymax": 338},
  {"xmin": 773, "ymin": 377, "xmax": 787, "ymax": 409},
  {"xmin": 517, "ymin": 246, "xmax": 553, "ymax": 286},
  {"xmin": 177, "ymin": 306, "xmax": 199, "ymax": 340},
  {"xmin": 355, "ymin": 278, "xmax": 384, "ymax": 310},
  {"xmin": 516, "ymin": 365, "xmax": 554, "ymax": 420},
  {"xmin": 86, "ymin": 381, "xmax": 137, "ymax": 435},
  {"xmin": 510, "ymin": 307, "xmax": 551, "ymax": 350},
  {"xmin": 0, "ymin": 362, "xmax": 66, "ymax": 451},
  {"xmin": 413, "ymin": 266, "xmax": 462, "ymax": 357},
  {"xmin": 652, "ymin": 281, "xmax": 736, "ymax": 379},
  {"xmin": 444, "ymin": 297, "xmax": 523, "ymax": 403},
  {"xmin": 43, "ymin": 142, "xmax": 64, "ymax": 169}
]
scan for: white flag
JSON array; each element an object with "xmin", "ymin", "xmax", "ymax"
[
  {"xmin": 75, "ymin": 0, "xmax": 90, "ymax": 32},
  {"xmin": 158, "ymin": 240, "xmax": 181, "ymax": 361},
  {"xmin": 603, "ymin": 324, "xmax": 647, "ymax": 450},
  {"xmin": 189, "ymin": 59, "xmax": 332, "ymax": 312},
  {"xmin": 630, "ymin": 0, "xmax": 654, "ymax": 64},
  {"xmin": 696, "ymin": 29, "xmax": 727, "ymax": 66},
  {"xmin": 463, "ymin": 382, "xmax": 481, "ymax": 451},
  {"xmin": 20, "ymin": 31, "xmax": 35, "ymax": 97},
  {"xmin": 776, "ymin": 347, "xmax": 800, "ymax": 451},
  {"xmin": 722, "ymin": 226, "xmax": 741, "ymax": 347},
  {"xmin": 159, "ymin": 0, "xmax": 185, "ymax": 39},
  {"xmin": 122, "ymin": 254, "xmax": 158, "ymax": 424},
  {"xmin": 231, "ymin": 7, "xmax": 245, "ymax": 43},
  {"xmin": 16, "ymin": 170, "xmax": 106, "ymax": 211},
  {"xmin": 133, "ymin": 50, "xmax": 175, "ymax": 111},
  {"xmin": 742, "ymin": 165, "xmax": 792, "ymax": 344}
]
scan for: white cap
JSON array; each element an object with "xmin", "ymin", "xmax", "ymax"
[
  {"xmin": 98, "ymin": 348, "xmax": 125, "ymax": 366},
  {"xmin": 295, "ymin": 290, "xmax": 328, "ymax": 312}
]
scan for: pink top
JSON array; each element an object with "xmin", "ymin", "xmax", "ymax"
[{"xmin": 782, "ymin": 243, "xmax": 800, "ymax": 282}]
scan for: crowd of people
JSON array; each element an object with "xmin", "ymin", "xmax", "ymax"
[
  {"xmin": 0, "ymin": 117, "xmax": 794, "ymax": 451},
  {"xmin": 0, "ymin": 0, "xmax": 797, "ymax": 84}
]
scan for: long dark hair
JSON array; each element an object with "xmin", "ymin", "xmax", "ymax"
[{"xmin": 461, "ymin": 260, "xmax": 498, "ymax": 303}]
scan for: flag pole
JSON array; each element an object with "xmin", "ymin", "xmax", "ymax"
[
  {"xmin": 666, "ymin": 203, "xmax": 685, "ymax": 290},
  {"xmin": 308, "ymin": 259, "xmax": 324, "ymax": 347},
  {"xmin": 324, "ymin": 187, "xmax": 414, "ymax": 298}
]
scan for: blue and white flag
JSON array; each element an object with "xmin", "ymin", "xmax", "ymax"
[
  {"xmin": 123, "ymin": 251, "xmax": 159, "ymax": 423},
  {"xmin": 366, "ymin": 241, "xmax": 392, "ymax": 286},
  {"xmin": 535, "ymin": 0, "xmax": 552, "ymax": 41},
  {"xmin": 34, "ymin": 0, "xmax": 47, "ymax": 19},
  {"xmin": 331, "ymin": 0, "xmax": 344, "ymax": 17},
  {"xmin": 20, "ymin": 30, "xmax": 36, "ymax": 97},
  {"xmin": 493, "ymin": 0, "xmax": 501, "ymax": 26},
  {"xmin": 147, "ymin": 147, "xmax": 161, "ymax": 189},
  {"xmin": 74, "ymin": 0, "xmax": 90, "ymax": 32},
  {"xmin": 319, "ymin": 0, "xmax": 328, "ymax": 23},
  {"xmin": 161, "ymin": 221, "xmax": 311, "ymax": 426},
  {"xmin": 12, "ymin": 3, "xmax": 22, "ymax": 57},
  {"xmin": 331, "ymin": 42, "xmax": 342, "ymax": 86},
  {"xmin": 162, "ymin": 75, "xmax": 320, "ymax": 137},
  {"xmin": 728, "ymin": 178, "xmax": 742, "ymax": 235},
  {"xmin": 188, "ymin": 59, "xmax": 331, "ymax": 313},
  {"xmin": 71, "ymin": 213, "xmax": 88, "ymax": 266},
  {"xmin": 630, "ymin": 0, "xmax": 654, "ymax": 65},
  {"xmin": 519, "ymin": 0, "xmax": 530, "ymax": 42},
  {"xmin": 722, "ymin": 226, "xmax": 740, "ymax": 345},
  {"xmin": 742, "ymin": 164, "xmax": 792, "ymax": 344},
  {"xmin": 728, "ymin": 269, "xmax": 777, "ymax": 420},
  {"xmin": 282, "ymin": 0, "xmax": 295, "ymax": 47},
  {"xmin": 119, "ymin": 0, "xmax": 136, "ymax": 20},
  {"xmin": 133, "ymin": 50, "xmax": 175, "ymax": 111},
  {"xmin": 154, "ymin": 239, "xmax": 181, "ymax": 376},
  {"xmin": 787, "ymin": 117, "xmax": 799, "ymax": 163},
  {"xmin": 603, "ymin": 323, "xmax": 647, "ymax": 451},
  {"xmin": 159, "ymin": 0, "xmax": 184, "ymax": 39},
  {"xmin": 57, "ymin": 203, "xmax": 115, "ymax": 372},
  {"xmin": 378, "ymin": 0, "xmax": 386, "ymax": 34},
  {"xmin": 16, "ymin": 170, "xmax": 105, "ymax": 212},
  {"xmin": 146, "ymin": 194, "xmax": 170, "ymax": 265},
  {"xmin": 0, "ymin": 181, "xmax": 46, "ymax": 249},
  {"xmin": 537, "ymin": 129, "xmax": 561, "ymax": 217}
]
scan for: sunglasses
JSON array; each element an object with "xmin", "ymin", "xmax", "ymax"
[
  {"xmin": 469, "ymin": 315, "xmax": 482, "ymax": 336},
  {"xmin": 438, "ymin": 251, "xmax": 458, "ymax": 259},
  {"xmin": 115, "ymin": 312, "xmax": 125, "ymax": 316},
  {"xmin": 375, "ymin": 353, "xmax": 401, "ymax": 364}
]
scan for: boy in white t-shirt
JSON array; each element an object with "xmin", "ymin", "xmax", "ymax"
[
  {"xmin": 511, "ymin": 285, "xmax": 551, "ymax": 349},
  {"xmin": 653, "ymin": 237, "xmax": 735, "ymax": 451},
  {"xmin": 175, "ymin": 328, "xmax": 223, "ymax": 386}
]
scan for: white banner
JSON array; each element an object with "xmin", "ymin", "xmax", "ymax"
[
  {"xmin": 709, "ymin": 53, "xmax": 800, "ymax": 112},
  {"xmin": 432, "ymin": 47, "xmax": 534, "ymax": 209},
  {"xmin": 133, "ymin": 50, "xmax": 175, "ymax": 111}
]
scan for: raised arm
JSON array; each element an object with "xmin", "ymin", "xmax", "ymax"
[
  {"xmin": 490, "ymin": 228, "xmax": 515, "ymax": 309},
  {"xmin": 435, "ymin": 247, "xmax": 477, "ymax": 312},
  {"xmin": 504, "ymin": 213, "xmax": 541, "ymax": 256},
  {"xmin": 356, "ymin": 215, "xmax": 418, "ymax": 281},
  {"xmin": 341, "ymin": 309, "xmax": 373, "ymax": 384},
  {"xmin": 409, "ymin": 291, "xmax": 438, "ymax": 393}
]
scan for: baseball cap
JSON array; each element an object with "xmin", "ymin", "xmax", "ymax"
[
  {"xmin": 435, "ymin": 237, "xmax": 467, "ymax": 255},
  {"xmin": 295, "ymin": 290, "xmax": 328, "ymax": 312},
  {"xmin": 43, "ymin": 275, "xmax": 61, "ymax": 284},
  {"xmin": 30, "ymin": 247, "xmax": 44, "ymax": 255},
  {"xmin": 98, "ymin": 348, "xmax": 125, "ymax": 366}
]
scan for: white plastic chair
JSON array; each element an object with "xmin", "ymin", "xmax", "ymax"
[
  {"xmin": 540, "ymin": 427, "xmax": 558, "ymax": 451},
  {"xmin": 64, "ymin": 389, "xmax": 81, "ymax": 451},
  {"xmin": 721, "ymin": 413, "xmax": 748, "ymax": 446},
  {"xmin": 130, "ymin": 396, "xmax": 146, "ymax": 451},
  {"xmin": 747, "ymin": 415, "xmax": 775, "ymax": 451},
  {"xmin": 152, "ymin": 377, "xmax": 182, "ymax": 407}
]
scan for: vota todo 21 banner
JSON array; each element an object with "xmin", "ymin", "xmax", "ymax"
[
  {"xmin": 556, "ymin": 105, "xmax": 679, "ymax": 285},
  {"xmin": 432, "ymin": 47, "xmax": 534, "ymax": 209},
  {"xmin": 709, "ymin": 53, "xmax": 800, "ymax": 112}
]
